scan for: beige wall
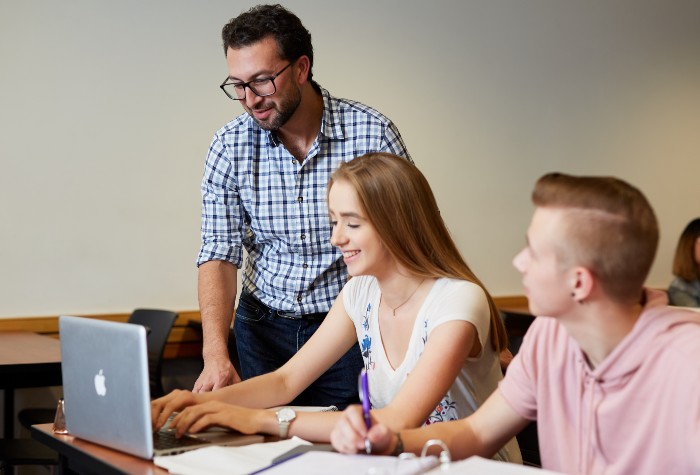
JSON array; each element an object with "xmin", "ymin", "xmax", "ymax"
[{"xmin": 1, "ymin": 0, "xmax": 699, "ymax": 317}]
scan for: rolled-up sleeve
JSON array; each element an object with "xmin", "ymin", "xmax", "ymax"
[{"xmin": 197, "ymin": 133, "xmax": 245, "ymax": 267}]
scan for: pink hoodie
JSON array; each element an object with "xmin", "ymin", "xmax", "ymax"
[{"xmin": 500, "ymin": 289, "xmax": 700, "ymax": 474}]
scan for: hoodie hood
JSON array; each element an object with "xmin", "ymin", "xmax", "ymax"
[{"xmin": 585, "ymin": 288, "xmax": 700, "ymax": 383}]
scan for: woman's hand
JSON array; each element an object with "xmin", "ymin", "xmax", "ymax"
[
  {"xmin": 169, "ymin": 401, "xmax": 265, "ymax": 436},
  {"xmin": 151, "ymin": 389, "xmax": 202, "ymax": 431},
  {"xmin": 330, "ymin": 405, "xmax": 396, "ymax": 455}
]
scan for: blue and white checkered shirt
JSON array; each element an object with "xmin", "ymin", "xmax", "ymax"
[{"xmin": 197, "ymin": 86, "xmax": 411, "ymax": 316}]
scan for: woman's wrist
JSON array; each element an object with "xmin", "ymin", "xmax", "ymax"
[
  {"xmin": 390, "ymin": 431, "xmax": 404, "ymax": 456},
  {"xmin": 259, "ymin": 409, "xmax": 280, "ymax": 435}
]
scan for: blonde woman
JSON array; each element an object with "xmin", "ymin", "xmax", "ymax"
[{"xmin": 151, "ymin": 153, "xmax": 520, "ymax": 463}]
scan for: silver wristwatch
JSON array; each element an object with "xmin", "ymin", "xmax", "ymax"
[{"xmin": 275, "ymin": 407, "xmax": 296, "ymax": 439}]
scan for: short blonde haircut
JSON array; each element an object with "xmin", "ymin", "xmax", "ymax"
[{"xmin": 532, "ymin": 173, "xmax": 659, "ymax": 304}]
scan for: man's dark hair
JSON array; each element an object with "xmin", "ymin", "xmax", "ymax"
[{"xmin": 222, "ymin": 4, "xmax": 314, "ymax": 82}]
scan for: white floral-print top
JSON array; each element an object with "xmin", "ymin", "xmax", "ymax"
[
  {"xmin": 343, "ymin": 276, "xmax": 522, "ymax": 463},
  {"xmin": 344, "ymin": 276, "xmax": 501, "ymax": 424}
]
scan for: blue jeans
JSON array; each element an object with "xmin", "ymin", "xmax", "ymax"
[{"xmin": 233, "ymin": 292, "xmax": 363, "ymax": 409}]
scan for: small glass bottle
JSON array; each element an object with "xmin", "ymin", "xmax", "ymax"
[{"xmin": 52, "ymin": 398, "xmax": 69, "ymax": 434}]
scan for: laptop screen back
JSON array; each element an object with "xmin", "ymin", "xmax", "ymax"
[{"xmin": 60, "ymin": 315, "xmax": 154, "ymax": 459}]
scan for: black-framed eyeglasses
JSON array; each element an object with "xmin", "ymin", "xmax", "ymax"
[{"xmin": 219, "ymin": 63, "xmax": 292, "ymax": 101}]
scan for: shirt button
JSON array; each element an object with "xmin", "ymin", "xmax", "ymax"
[
  {"xmin": 296, "ymin": 296, "xmax": 302, "ymax": 302},
  {"xmin": 297, "ymin": 196, "xmax": 303, "ymax": 203},
  {"xmin": 291, "ymin": 159, "xmax": 297, "ymax": 165},
  {"xmin": 300, "ymin": 234, "xmax": 306, "ymax": 240},
  {"xmin": 303, "ymin": 263, "xmax": 308, "ymax": 269}
]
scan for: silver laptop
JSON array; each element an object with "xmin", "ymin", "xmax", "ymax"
[{"xmin": 59, "ymin": 315, "xmax": 263, "ymax": 459}]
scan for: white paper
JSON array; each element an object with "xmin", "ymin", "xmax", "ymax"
[
  {"xmin": 153, "ymin": 436, "xmax": 311, "ymax": 475},
  {"xmin": 258, "ymin": 452, "xmax": 439, "ymax": 475}
]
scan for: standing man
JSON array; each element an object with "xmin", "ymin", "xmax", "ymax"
[
  {"xmin": 193, "ymin": 4, "xmax": 411, "ymax": 409},
  {"xmin": 332, "ymin": 173, "xmax": 700, "ymax": 474}
]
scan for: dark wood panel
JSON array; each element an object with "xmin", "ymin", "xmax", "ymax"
[{"xmin": 0, "ymin": 311, "xmax": 205, "ymax": 359}]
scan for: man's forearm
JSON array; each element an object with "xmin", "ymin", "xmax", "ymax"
[{"xmin": 198, "ymin": 260, "xmax": 238, "ymax": 361}]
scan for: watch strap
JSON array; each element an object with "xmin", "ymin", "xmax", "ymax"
[{"xmin": 279, "ymin": 420, "xmax": 291, "ymax": 439}]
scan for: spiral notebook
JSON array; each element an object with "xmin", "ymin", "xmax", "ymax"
[
  {"xmin": 258, "ymin": 451, "xmax": 439, "ymax": 474},
  {"xmin": 259, "ymin": 452, "xmax": 562, "ymax": 474},
  {"xmin": 257, "ymin": 439, "xmax": 563, "ymax": 475}
]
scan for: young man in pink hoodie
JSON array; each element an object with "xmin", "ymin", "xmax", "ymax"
[{"xmin": 331, "ymin": 173, "xmax": 700, "ymax": 475}]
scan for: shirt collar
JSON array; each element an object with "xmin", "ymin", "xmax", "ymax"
[{"xmin": 319, "ymin": 86, "xmax": 345, "ymax": 141}]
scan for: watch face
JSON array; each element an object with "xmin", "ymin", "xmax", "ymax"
[{"xmin": 278, "ymin": 407, "xmax": 296, "ymax": 422}]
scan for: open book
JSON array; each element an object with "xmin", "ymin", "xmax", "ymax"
[{"xmin": 154, "ymin": 437, "xmax": 313, "ymax": 475}]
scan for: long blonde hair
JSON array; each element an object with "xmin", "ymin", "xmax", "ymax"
[{"xmin": 329, "ymin": 152, "xmax": 507, "ymax": 352}]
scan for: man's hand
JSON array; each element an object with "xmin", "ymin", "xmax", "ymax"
[{"xmin": 192, "ymin": 356, "xmax": 241, "ymax": 393}]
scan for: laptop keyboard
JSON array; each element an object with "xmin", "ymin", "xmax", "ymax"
[{"xmin": 153, "ymin": 430, "xmax": 210, "ymax": 451}]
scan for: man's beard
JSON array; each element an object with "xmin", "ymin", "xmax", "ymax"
[{"xmin": 249, "ymin": 85, "xmax": 301, "ymax": 131}]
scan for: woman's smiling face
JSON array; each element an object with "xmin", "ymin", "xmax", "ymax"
[{"xmin": 328, "ymin": 179, "xmax": 392, "ymax": 278}]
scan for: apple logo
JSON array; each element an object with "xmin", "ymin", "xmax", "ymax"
[{"xmin": 94, "ymin": 369, "xmax": 107, "ymax": 396}]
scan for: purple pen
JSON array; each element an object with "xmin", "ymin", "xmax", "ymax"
[{"xmin": 359, "ymin": 369, "xmax": 372, "ymax": 454}]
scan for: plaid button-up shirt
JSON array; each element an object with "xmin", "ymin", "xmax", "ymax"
[{"xmin": 198, "ymin": 86, "xmax": 411, "ymax": 316}]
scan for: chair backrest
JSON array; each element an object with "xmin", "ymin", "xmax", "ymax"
[
  {"xmin": 127, "ymin": 308, "xmax": 178, "ymax": 398},
  {"xmin": 500, "ymin": 310, "xmax": 541, "ymax": 467},
  {"xmin": 501, "ymin": 310, "xmax": 535, "ymax": 356}
]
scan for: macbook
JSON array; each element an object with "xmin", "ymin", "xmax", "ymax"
[{"xmin": 59, "ymin": 315, "xmax": 263, "ymax": 459}]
